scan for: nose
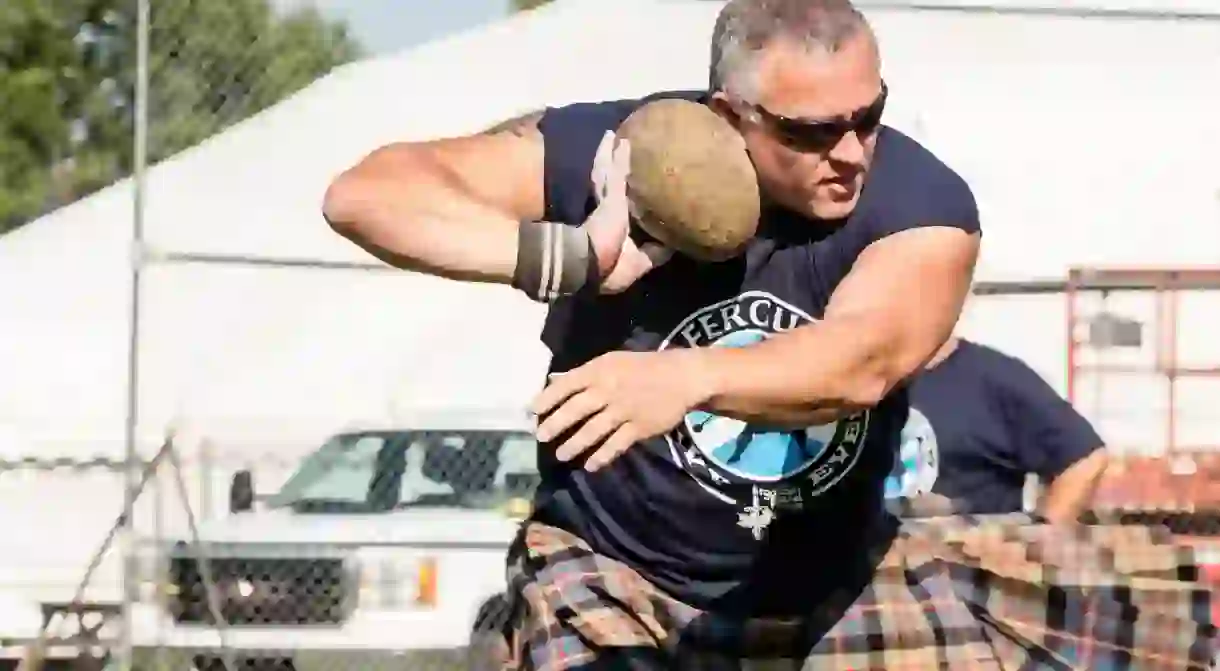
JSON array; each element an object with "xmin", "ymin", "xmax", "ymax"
[{"xmin": 827, "ymin": 130, "xmax": 867, "ymax": 167}]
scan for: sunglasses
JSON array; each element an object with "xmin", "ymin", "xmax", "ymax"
[{"xmin": 744, "ymin": 82, "xmax": 888, "ymax": 153}]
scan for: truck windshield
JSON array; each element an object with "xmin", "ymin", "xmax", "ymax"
[{"xmin": 265, "ymin": 430, "xmax": 539, "ymax": 513}]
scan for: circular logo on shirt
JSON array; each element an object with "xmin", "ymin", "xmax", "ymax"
[
  {"xmin": 658, "ymin": 291, "xmax": 869, "ymax": 507},
  {"xmin": 885, "ymin": 406, "xmax": 939, "ymax": 498}
]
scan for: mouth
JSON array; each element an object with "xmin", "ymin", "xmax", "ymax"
[{"xmin": 821, "ymin": 177, "xmax": 858, "ymax": 201}]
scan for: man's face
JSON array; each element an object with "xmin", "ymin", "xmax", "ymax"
[{"xmin": 715, "ymin": 31, "xmax": 884, "ymax": 221}]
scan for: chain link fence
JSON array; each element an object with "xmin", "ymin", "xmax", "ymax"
[
  {"xmin": 106, "ymin": 2, "xmax": 375, "ymax": 668},
  {"xmin": 9, "ymin": 422, "xmax": 532, "ymax": 670},
  {"xmin": 0, "ymin": 0, "xmax": 359, "ymax": 235},
  {"xmin": 122, "ymin": 425, "xmax": 533, "ymax": 671},
  {"xmin": 140, "ymin": 0, "xmax": 360, "ymax": 171},
  {"xmin": 11, "ymin": 431, "xmax": 1220, "ymax": 669}
]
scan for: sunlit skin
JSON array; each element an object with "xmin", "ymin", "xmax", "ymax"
[{"xmin": 710, "ymin": 30, "xmax": 884, "ymax": 220}]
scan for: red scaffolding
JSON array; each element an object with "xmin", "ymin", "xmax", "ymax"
[
  {"xmin": 1065, "ymin": 267, "xmax": 1220, "ymax": 454},
  {"xmin": 1061, "ymin": 267, "xmax": 1220, "ymax": 513}
]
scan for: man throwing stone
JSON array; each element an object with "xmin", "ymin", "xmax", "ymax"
[{"xmin": 325, "ymin": 0, "xmax": 1214, "ymax": 668}]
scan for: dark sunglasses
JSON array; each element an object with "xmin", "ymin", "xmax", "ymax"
[{"xmin": 745, "ymin": 82, "xmax": 888, "ymax": 153}]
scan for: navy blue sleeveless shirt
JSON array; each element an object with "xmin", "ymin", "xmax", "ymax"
[{"xmin": 531, "ymin": 92, "xmax": 980, "ymax": 617}]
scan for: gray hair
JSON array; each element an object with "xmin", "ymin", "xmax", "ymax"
[{"xmin": 710, "ymin": 0, "xmax": 871, "ymax": 102}]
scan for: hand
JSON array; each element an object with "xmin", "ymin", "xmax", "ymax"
[
  {"xmin": 585, "ymin": 131, "xmax": 673, "ymax": 294},
  {"xmin": 532, "ymin": 350, "xmax": 709, "ymax": 471}
]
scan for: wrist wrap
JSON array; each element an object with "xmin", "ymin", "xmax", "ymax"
[{"xmin": 512, "ymin": 221, "xmax": 598, "ymax": 302}]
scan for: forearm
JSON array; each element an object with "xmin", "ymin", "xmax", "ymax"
[
  {"xmin": 1041, "ymin": 478, "xmax": 1098, "ymax": 523},
  {"xmin": 338, "ymin": 199, "xmax": 519, "ymax": 285},
  {"xmin": 1040, "ymin": 448, "xmax": 1108, "ymax": 523},
  {"xmin": 324, "ymin": 150, "xmax": 519, "ymax": 284},
  {"xmin": 694, "ymin": 316, "xmax": 904, "ymax": 427}
]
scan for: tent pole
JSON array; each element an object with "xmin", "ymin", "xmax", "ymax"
[{"xmin": 117, "ymin": 0, "xmax": 150, "ymax": 669}]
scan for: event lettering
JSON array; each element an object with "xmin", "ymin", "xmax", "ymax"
[
  {"xmin": 660, "ymin": 292, "xmax": 869, "ymax": 512},
  {"xmin": 677, "ymin": 296, "xmax": 804, "ymax": 347},
  {"xmin": 841, "ymin": 420, "xmax": 862, "ymax": 445}
]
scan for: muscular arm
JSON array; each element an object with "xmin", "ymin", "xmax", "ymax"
[
  {"xmin": 692, "ymin": 227, "xmax": 980, "ymax": 426},
  {"xmin": 321, "ymin": 113, "xmax": 545, "ymax": 283}
]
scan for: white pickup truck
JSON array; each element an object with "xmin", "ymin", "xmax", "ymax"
[{"xmin": 128, "ymin": 411, "xmax": 538, "ymax": 671}]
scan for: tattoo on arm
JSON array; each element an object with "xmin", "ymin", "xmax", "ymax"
[{"xmin": 482, "ymin": 110, "xmax": 544, "ymax": 137}]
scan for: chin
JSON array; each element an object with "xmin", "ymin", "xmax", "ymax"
[{"xmin": 809, "ymin": 196, "xmax": 860, "ymax": 221}]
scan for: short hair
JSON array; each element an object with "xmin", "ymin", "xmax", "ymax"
[{"xmin": 709, "ymin": 0, "xmax": 870, "ymax": 101}]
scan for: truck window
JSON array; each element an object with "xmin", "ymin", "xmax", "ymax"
[{"xmin": 266, "ymin": 430, "xmax": 537, "ymax": 513}]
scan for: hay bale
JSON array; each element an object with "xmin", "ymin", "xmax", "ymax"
[{"xmin": 617, "ymin": 99, "xmax": 760, "ymax": 262}]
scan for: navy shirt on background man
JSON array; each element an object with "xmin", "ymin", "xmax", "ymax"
[{"xmin": 885, "ymin": 337, "xmax": 1108, "ymax": 521}]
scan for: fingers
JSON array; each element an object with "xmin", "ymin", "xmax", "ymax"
[
  {"xmin": 585, "ymin": 423, "xmax": 638, "ymax": 472},
  {"xmin": 638, "ymin": 242, "xmax": 673, "ymax": 268},
  {"xmin": 591, "ymin": 134, "xmax": 630, "ymax": 208},
  {"xmin": 591, "ymin": 131, "xmax": 615, "ymax": 202},
  {"xmin": 554, "ymin": 407, "xmax": 622, "ymax": 463},
  {"xmin": 599, "ymin": 242, "xmax": 673, "ymax": 294},
  {"xmin": 610, "ymin": 138, "xmax": 631, "ymax": 197},
  {"xmin": 531, "ymin": 372, "xmax": 584, "ymax": 427},
  {"xmin": 534, "ymin": 387, "xmax": 604, "ymax": 443},
  {"xmin": 585, "ymin": 139, "xmax": 632, "ymax": 278},
  {"xmin": 591, "ymin": 132, "xmax": 630, "ymax": 205}
]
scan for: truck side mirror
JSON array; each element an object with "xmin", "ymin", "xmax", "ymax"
[{"xmin": 229, "ymin": 470, "xmax": 255, "ymax": 513}]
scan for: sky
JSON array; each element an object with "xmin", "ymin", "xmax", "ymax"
[{"xmin": 273, "ymin": 0, "xmax": 513, "ymax": 55}]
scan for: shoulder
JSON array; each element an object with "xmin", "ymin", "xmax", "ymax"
[
  {"xmin": 538, "ymin": 90, "xmax": 704, "ymax": 140},
  {"xmin": 962, "ymin": 341, "xmax": 1054, "ymax": 397},
  {"xmin": 538, "ymin": 91, "xmax": 704, "ymax": 224},
  {"xmin": 856, "ymin": 127, "xmax": 980, "ymax": 239},
  {"xmin": 961, "ymin": 342, "xmax": 1101, "ymax": 464}
]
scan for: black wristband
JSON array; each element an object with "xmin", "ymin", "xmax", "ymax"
[{"xmin": 513, "ymin": 221, "xmax": 598, "ymax": 302}]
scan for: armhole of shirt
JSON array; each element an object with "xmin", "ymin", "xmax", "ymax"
[
  {"xmin": 538, "ymin": 102, "xmax": 632, "ymax": 226},
  {"xmin": 536, "ymin": 101, "xmax": 634, "ymax": 365},
  {"xmin": 860, "ymin": 128, "xmax": 981, "ymax": 244},
  {"xmin": 538, "ymin": 92, "xmax": 709, "ymax": 226}
]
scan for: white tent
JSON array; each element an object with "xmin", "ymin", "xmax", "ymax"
[{"xmin": 0, "ymin": 0, "xmax": 1218, "ymax": 455}]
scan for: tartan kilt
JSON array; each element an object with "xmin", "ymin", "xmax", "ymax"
[{"xmin": 488, "ymin": 510, "xmax": 1217, "ymax": 670}]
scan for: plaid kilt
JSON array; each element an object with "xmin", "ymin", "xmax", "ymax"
[{"xmin": 489, "ymin": 509, "xmax": 1217, "ymax": 670}]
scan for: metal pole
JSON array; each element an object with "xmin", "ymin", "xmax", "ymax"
[{"xmin": 118, "ymin": 0, "xmax": 151, "ymax": 669}]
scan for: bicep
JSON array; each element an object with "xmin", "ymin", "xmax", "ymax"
[
  {"xmin": 822, "ymin": 155, "xmax": 981, "ymax": 376},
  {"xmin": 340, "ymin": 113, "xmax": 546, "ymax": 223},
  {"xmin": 480, "ymin": 109, "xmax": 547, "ymax": 136},
  {"xmin": 825, "ymin": 226, "xmax": 980, "ymax": 375}
]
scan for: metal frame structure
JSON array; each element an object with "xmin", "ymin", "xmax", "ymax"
[
  {"xmin": 116, "ymin": 0, "xmax": 151, "ymax": 667},
  {"xmin": 1064, "ymin": 267, "xmax": 1220, "ymax": 455}
]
